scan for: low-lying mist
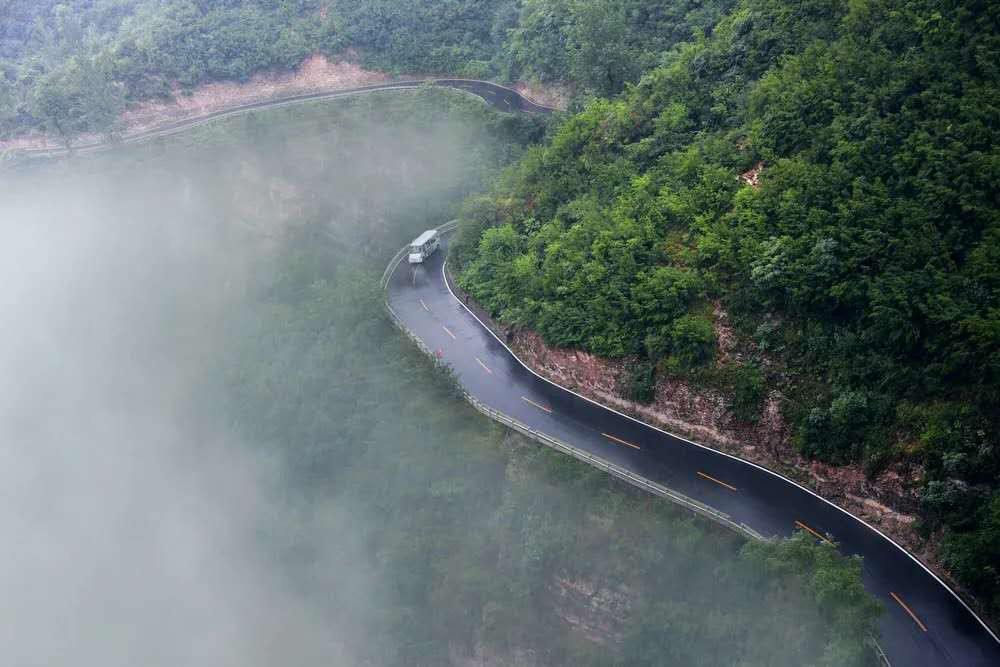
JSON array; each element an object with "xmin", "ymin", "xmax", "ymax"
[
  {"xmin": 1, "ymin": 92, "xmax": 864, "ymax": 666},
  {"xmin": 0, "ymin": 92, "xmax": 496, "ymax": 665}
]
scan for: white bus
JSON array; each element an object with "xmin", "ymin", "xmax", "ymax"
[{"xmin": 408, "ymin": 229, "xmax": 440, "ymax": 264}]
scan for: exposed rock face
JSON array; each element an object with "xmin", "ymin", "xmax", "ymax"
[
  {"xmin": 740, "ymin": 161, "xmax": 765, "ymax": 189},
  {"xmin": 121, "ymin": 55, "xmax": 393, "ymax": 135},
  {"xmin": 511, "ymin": 329, "xmax": 775, "ymax": 453},
  {"xmin": 548, "ymin": 577, "xmax": 633, "ymax": 644},
  {"xmin": 513, "ymin": 81, "xmax": 572, "ymax": 110},
  {"xmin": 508, "ymin": 328, "xmax": 929, "ymax": 555}
]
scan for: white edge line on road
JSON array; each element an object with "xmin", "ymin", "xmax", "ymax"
[{"xmin": 437, "ymin": 256, "xmax": 1000, "ymax": 645}]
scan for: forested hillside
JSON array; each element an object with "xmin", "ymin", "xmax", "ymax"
[
  {"xmin": 455, "ymin": 0, "xmax": 1000, "ymax": 615},
  {"xmin": 1, "ymin": 87, "xmax": 882, "ymax": 666},
  {"xmin": 3, "ymin": 0, "xmax": 992, "ymax": 642},
  {"xmin": 0, "ymin": 0, "xmax": 733, "ymax": 141}
]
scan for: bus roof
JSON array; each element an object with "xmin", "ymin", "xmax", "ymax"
[{"xmin": 411, "ymin": 229, "xmax": 438, "ymax": 246}]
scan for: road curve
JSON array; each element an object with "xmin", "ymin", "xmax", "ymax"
[
  {"xmin": 385, "ymin": 236, "xmax": 1000, "ymax": 666},
  {"xmin": 17, "ymin": 73, "xmax": 997, "ymax": 664},
  {"xmin": 8, "ymin": 78, "xmax": 555, "ymax": 160}
]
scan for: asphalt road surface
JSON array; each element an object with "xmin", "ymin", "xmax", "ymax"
[{"xmin": 387, "ymin": 239, "xmax": 1000, "ymax": 667}]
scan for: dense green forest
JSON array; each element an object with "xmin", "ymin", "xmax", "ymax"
[
  {"xmin": 0, "ymin": 0, "xmax": 735, "ymax": 140},
  {"xmin": 3, "ymin": 0, "xmax": 986, "ymax": 653},
  {"xmin": 1, "ymin": 89, "xmax": 881, "ymax": 664},
  {"xmin": 455, "ymin": 0, "xmax": 1000, "ymax": 614}
]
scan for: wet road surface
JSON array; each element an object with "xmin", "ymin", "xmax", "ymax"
[{"xmin": 387, "ymin": 240, "xmax": 1000, "ymax": 667}]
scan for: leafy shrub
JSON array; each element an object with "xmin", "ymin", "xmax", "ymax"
[
  {"xmin": 723, "ymin": 362, "xmax": 766, "ymax": 423},
  {"xmin": 796, "ymin": 391, "xmax": 883, "ymax": 464},
  {"xmin": 668, "ymin": 313, "xmax": 717, "ymax": 369},
  {"xmin": 939, "ymin": 493, "xmax": 1000, "ymax": 616},
  {"xmin": 621, "ymin": 359, "xmax": 657, "ymax": 403}
]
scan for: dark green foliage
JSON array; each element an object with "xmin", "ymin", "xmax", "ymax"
[
  {"xmin": 796, "ymin": 391, "xmax": 886, "ymax": 464},
  {"xmin": 720, "ymin": 362, "xmax": 767, "ymax": 423},
  {"xmin": 667, "ymin": 313, "xmax": 716, "ymax": 370},
  {"xmin": 908, "ymin": 403, "xmax": 1000, "ymax": 608},
  {"xmin": 939, "ymin": 493, "xmax": 1000, "ymax": 615},
  {"xmin": 1, "ymin": 0, "xmax": 737, "ymax": 141},
  {"xmin": 621, "ymin": 359, "xmax": 656, "ymax": 404},
  {"xmin": 505, "ymin": 0, "xmax": 735, "ymax": 98},
  {"xmin": 455, "ymin": 0, "xmax": 1000, "ymax": 613}
]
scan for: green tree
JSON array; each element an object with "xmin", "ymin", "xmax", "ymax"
[
  {"xmin": 668, "ymin": 313, "xmax": 716, "ymax": 370},
  {"xmin": 28, "ymin": 52, "xmax": 125, "ymax": 142},
  {"xmin": 742, "ymin": 532, "xmax": 883, "ymax": 666}
]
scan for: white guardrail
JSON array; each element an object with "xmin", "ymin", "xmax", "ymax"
[{"xmin": 381, "ymin": 222, "xmax": 889, "ymax": 665}]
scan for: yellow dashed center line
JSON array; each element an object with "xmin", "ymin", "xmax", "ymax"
[
  {"xmin": 419, "ymin": 298, "xmax": 430, "ymax": 312},
  {"xmin": 697, "ymin": 471, "xmax": 738, "ymax": 492},
  {"xmin": 476, "ymin": 358, "xmax": 493, "ymax": 375},
  {"xmin": 601, "ymin": 433, "xmax": 640, "ymax": 450},
  {"xmin": 795, "ymin": 520, "xmax": 833, "ymax": 545},
  {"xmin": 890, "ymin": 592, "xmax": 928, "ymax": 632},
  {"xmin": 442, "ymin": 325, "xmax": 457, "ymax": 340},
  {"xmin": 521, "ymin": 396, "xmax": 552, "ymax": 413}
]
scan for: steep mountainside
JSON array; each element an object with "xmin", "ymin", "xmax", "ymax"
[{"xmin": 455, "ymin": 0, "xmax": 1000, "ymax": 616}]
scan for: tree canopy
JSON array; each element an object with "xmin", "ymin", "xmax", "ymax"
[
  {"xmin": 0, "ymin": 0, "xmax": 735, "ymax": 141},
  {"xmin": 455, "ymin": 0, "xmax": 1000, "ymax": 615}
]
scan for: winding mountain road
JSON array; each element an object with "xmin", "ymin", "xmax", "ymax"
[
  {"xmin": 385, "ymin": 236, "xmax": 1000, "ymax": 666},
  {"xmin": 16, "ymin": 73, "xmax": 998, "ymax": 665}
]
